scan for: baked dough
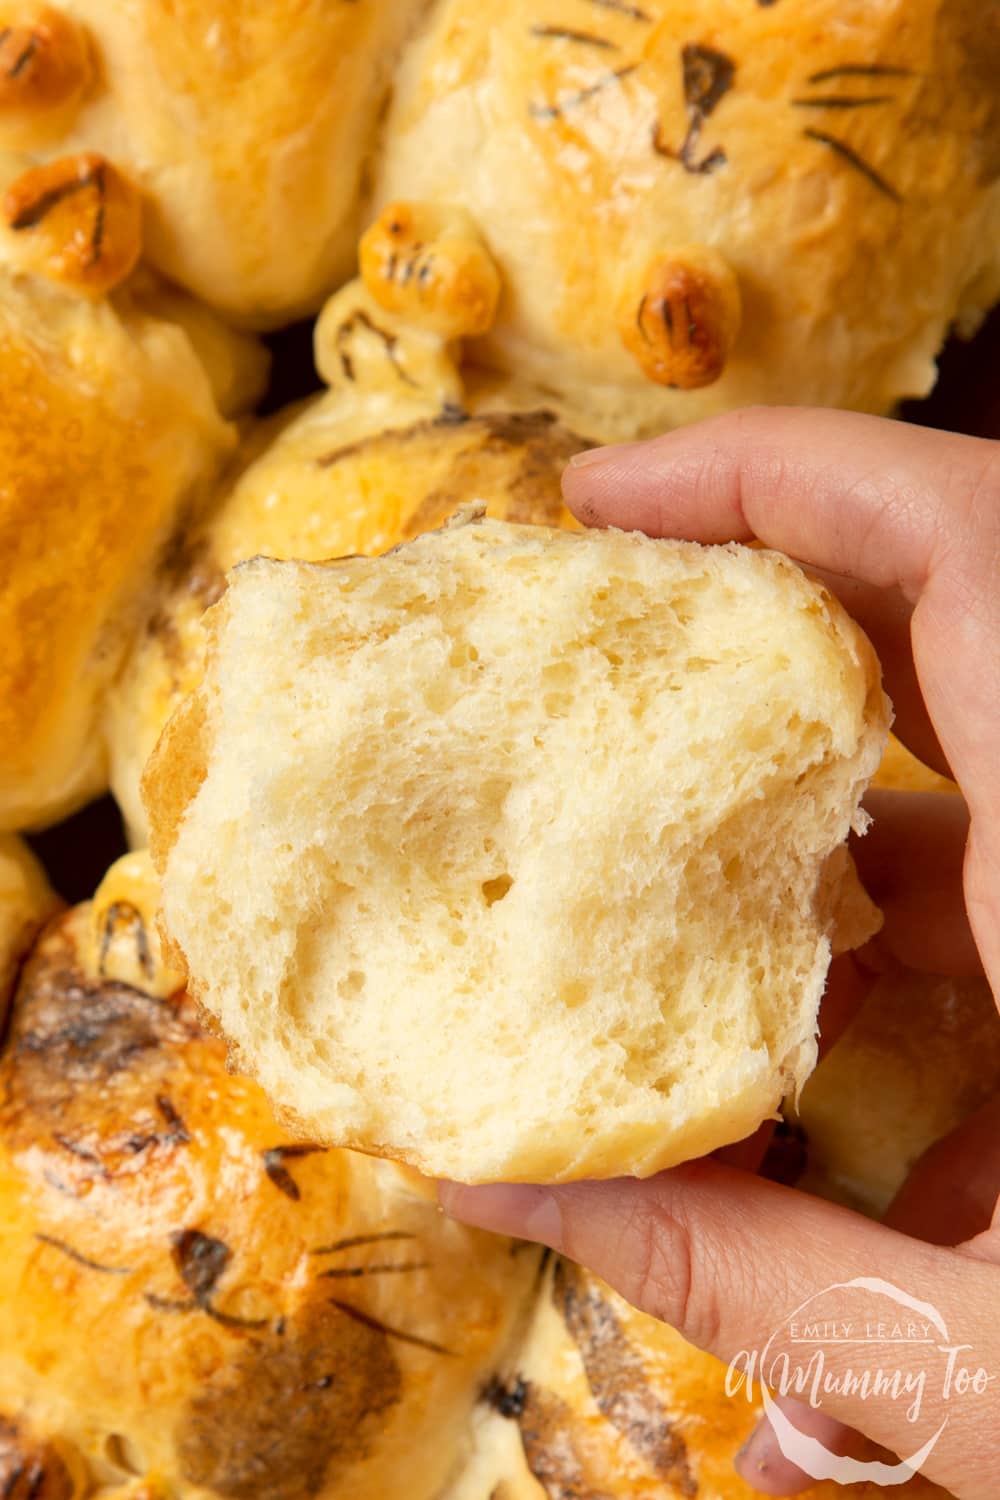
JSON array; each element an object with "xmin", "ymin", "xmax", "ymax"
[
  {"xmin": 0, "ymin": 855, "xmax": 539, "ymax": 1500},
  {"xmin": 144, "ymin": 517, "xmax": 888, "ymax": 1183},
  {"xmin": 445, "ymin": 1256, "xmax": 950, "ymax": 1500},
  {"xmin": 0, "ymin": 1, "xmax": 426, "ymax": 324},
  {"xmin": 796, "ymin": 968, "xmax": 1000, "ymax": 1218},
  {"xmin": 374, "ymin": 0, "xmax": 1000, "ymax": 438},
  {"xmin": 0, "ymin": 834, "xmax": 57, "ymax": 1027},
  {"xmin": 104, "ymin": 290, "xmax": 587, "ymax": 844},
  {"xmin": 0, "ymin": 142, "xmax": 266, "ymax": 832}
]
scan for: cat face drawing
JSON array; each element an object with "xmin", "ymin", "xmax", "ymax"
[{"xmin": 373, "ymin": 0, "xmax": 1000, "ymax": 439}]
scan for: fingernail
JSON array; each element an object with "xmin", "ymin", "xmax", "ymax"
[
  {"xmin": 437, "ymin": 1181, "xmax": 564, "ymax": 1248},
  {"xmin": 568, "ymin": 443, "xmax": 627, "ymax": 469},
  {"xmin": 733, "ymin": 1420, "xmax": 767, "ymax": 1479}
]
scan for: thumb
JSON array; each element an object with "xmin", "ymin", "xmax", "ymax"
[{"xmin": 439, "ymin": 1163, "xmax": 1000, "ymax": 1496}]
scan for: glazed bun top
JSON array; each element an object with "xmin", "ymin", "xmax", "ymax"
[
  {"xmin": 374, "ymin": 0, "xmax": 1000, "ymax": 438},
  {"xmin": 0, "ymin": 853, "xmax": 539, "ymax": 1500}
]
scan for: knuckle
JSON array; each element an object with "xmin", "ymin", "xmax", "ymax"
[{"xmin": 615, "ymin": 1188, "xmax": 725, "ymax": 1354}]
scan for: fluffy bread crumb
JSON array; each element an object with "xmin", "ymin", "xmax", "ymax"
[{"xmin": 144, "ymin": 515, "xmax": 888, "ymax": 1183}]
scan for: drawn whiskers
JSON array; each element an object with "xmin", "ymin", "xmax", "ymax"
[
  {"xmin": 313, "ymin": 1230, "xmax": 449, "ymax": 1353},
  {"xmin": 312, "ymin": 1229, "xmax": 427, "ymax": 1281},
  {"xmin": 794, "ymin": 63, "xmax": 914, "ymax": 201}
]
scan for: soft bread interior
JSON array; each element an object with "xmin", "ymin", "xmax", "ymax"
[{"xmin": 145, "ymin": 515, "xmax": 888, "ymax": 1183}]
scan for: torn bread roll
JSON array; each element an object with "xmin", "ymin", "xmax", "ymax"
[{"xmin": 145, "ymin": 514, "xmax": 889, "ymax": 1184}]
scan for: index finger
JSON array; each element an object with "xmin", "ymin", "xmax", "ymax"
[{"xmin": 563, "ymin": 407, "xmax": 991, "ymax": 599}]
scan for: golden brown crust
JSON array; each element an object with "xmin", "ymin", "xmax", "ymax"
[
  {"xmin": 798, "ymin": 968, "xmax": 1000, "ymax": 1216},
  {"xmin": 0, "ymin": 904, "xmax": 538, "ymax": 1499},
  {"xmin": 143, "ymin": 691, "xmax": 208, "ymax": 893},
  {"xmin": 20, "ymin": 0, "xmax": 428, "ymax": 322},
  {"xmin": 2, "ymin": 151, "xmax": 141, "ymax": 293},
  {"xmin": 0, "ymin": 258, "xmax": 235, "ymax": 830},
  {"xmin": 0, "ymin": 5, "xmax": 90, "ymax": 127},
  {"xmin": 619, "ymin": 250, "xmax": 742, "ymax": 390},
  {"xmin": 375, "ymin": 0, "xmax": 1000, "ymax": 439},
  {"xmin": 874, "ymin": 736, "xmax": 958, "ymax": 794},
  {"xmin": 0, "ymin": 836, "xmax": 58, "ymax": 1032}
]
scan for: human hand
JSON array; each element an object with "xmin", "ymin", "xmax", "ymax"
[{"xmin": 440, "ymin": 408, "xmax": 1000, "ymax": 1498}]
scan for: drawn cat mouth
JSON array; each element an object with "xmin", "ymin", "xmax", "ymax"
[{"xmin": 529, "ymin": 13, "xmax": 911, "ymax": 203}]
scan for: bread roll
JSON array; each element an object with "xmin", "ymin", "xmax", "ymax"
[
  {"xmin": 796, "ymin": 969, "xmax": 1000, "ymax": 1218},
  {"xmin": 0, "ymin": 267, "xmax": 238, "ymax": 830},
  {"xmin": 374, "ymin": 0, "xmax": 1000, "ymax": 439},
  {"xmin": 145, "ymin": 515, "xmax": 888, "ymax": 1184},
  {"xmin": 0, "ymin": 138, "xmax": 267, "ymax": 832},
  {"xmin": 0, "ymin": 1, "xmax": 426, "ymax": 324},
  {"xmin": 0, "ymin": 860, "xmax": 539, "ymax": 1500}
]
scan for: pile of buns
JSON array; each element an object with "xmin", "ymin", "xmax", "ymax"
[{"xmin": 2, "ymin": 2, "xmax": 997, "ymax": 1496}]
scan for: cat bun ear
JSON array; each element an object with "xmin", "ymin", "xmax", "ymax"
[
  {"xmin": 361, "ymin": 200, "xmax": 501, "ymax": 340},
  {"xmin": 0, "ymin": 5, "xmax": 92, "ymax": 142},
  {"xmin": 618, "ymin": 246, "xmax": 742, "ymax": 390},
  {"xmin": 2, "ymin": 152, "xmax": 142, "ymax": 293}
]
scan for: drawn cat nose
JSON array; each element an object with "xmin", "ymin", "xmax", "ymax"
[{"xmin": 618, "ymin": 247, "xmax": 742, "ymax": 390}]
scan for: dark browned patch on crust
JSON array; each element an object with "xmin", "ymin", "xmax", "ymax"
[
  {"xmin": 262, "ymin": 1144, "xmax": 326, "ymax": 1201},
  {"xmin": 400, "ymin": 411, "xmax": 586, "ymax": 537},
  {"xmin": 0, "ymin": 916, "xmax": 200, "ymax": 1176},
  {"xmin": 517, "ymin": 1383, "xmax": 614, "ymax": 1500},
  {"xmin": 0, "ymin": 915, "xmax": 202, "ymax": 1209},
  {"xmin": 0, "ymin": 1416, "xmax": 75, "ymax": 1500},
  {"xmin": 176, "ymin": 1302, "xmax": 403, "ymax": 1500},
  {"xmin": 554, "ymin": 1260, "xmax": 697, "ymax": 1494},
  {"xmin": 142, "ymin": 528, "xmax": 228, "ymax": 677},
  {"xmin": 314, "ymin": 408, "xmax": 590, "ymax": 544}
]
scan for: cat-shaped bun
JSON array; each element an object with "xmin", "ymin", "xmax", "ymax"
[
  {"xmin": 372, "ymin": 0, "xmax": 1000, "ymax": 438},
  {"xmin": 0, "ymin": 1, "xmax": 425, "ymax": 324}
]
